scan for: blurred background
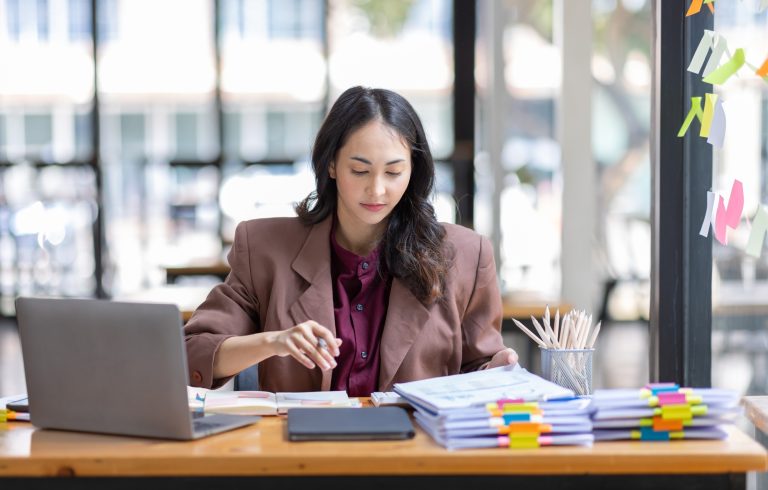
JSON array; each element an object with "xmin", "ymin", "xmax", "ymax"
[{"xmin": 0, "ymin": 0, "xmax": 765, "ymax": 404}]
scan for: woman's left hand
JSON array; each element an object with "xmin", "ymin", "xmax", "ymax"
[{"xmin": 487, "ymin": 348, "xmax": 519, "ymax": 369}]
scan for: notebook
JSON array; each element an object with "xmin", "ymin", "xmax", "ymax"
[
  {"xmin": 287, "ymin": 407, "xmax": 415, "ymax": 441},
  {"xmin": 188, "ymin": 388, "xmax": 362, "ymax": 415}
]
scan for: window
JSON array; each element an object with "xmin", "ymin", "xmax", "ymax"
[
  {"xmin": 67, "ymin": 0, "xmax": 90, "ymax": 42},
  {"xmin": 268, "ymin": 0, "xmax": 322, "ymax": 40}
]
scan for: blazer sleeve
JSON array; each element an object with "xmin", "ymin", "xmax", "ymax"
[
  {"xmin": 184, "ymin": 221, "xmax": 261, "ymax": 389},
  {"xmin": 460, "ymin": 234, "xmax": 506, "ymax": 372}
]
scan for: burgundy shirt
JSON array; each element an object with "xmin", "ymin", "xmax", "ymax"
[{"xmin": 329, "ymin": 227, "xmax": 391, "ymax": 396}]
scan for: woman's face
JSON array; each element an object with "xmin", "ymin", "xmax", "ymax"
[{"xmin": 329, "ymin": 119, "xmax": 412, "ymax": 230}]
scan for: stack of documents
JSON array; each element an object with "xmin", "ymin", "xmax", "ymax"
[
  {"xmin": 187, "ymin": 388, "xmax": 361, "ymax": 416},
  {"xmin": 591, "ymin": 383, "xmax": 740, "ymax": 441},
  {"xmin": 393, "ymin": 364, "xmax": 594, "ymax": 449}
]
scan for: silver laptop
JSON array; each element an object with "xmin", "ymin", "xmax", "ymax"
[{"xmin": 15, "ymin": 297, "xmax": 259, "ymax": 440}]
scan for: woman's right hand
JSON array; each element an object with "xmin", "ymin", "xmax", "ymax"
[{"xmin": 269, "ymin": 321, "xmax": 341, "ymax": 371}]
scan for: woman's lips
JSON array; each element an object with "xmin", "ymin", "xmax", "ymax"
[{"xmin": 361, "ymin": 203, "xmax": 386, "ymax": 212}]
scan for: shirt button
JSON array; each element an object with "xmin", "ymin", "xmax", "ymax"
[
  {"xmin": 356, "ymin": 303, "xmax": 364, "ymax": 311},
  {"xmin": 362, "ymin": 262, "xmax": 369, "ymax": 270},
  {"xmin": 361, "ymin": 351, "xmax": 368, "ymax": 359}
]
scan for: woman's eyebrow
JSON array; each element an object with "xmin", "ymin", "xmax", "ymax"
[{"xmin": 350, "ymin": 156, "xmax": 405, "ymax": 165}]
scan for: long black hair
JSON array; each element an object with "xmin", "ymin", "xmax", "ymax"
[{"xmin": 295, "ymin": 86, "xmax": 451, "ymax": 305}]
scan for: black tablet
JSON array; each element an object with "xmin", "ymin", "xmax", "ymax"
[{"xmin": 287, "ymin": 407, "xmax": 415, "ymax": 441}]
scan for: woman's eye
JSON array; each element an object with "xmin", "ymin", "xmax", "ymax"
[
  {"xmin": 351, "ymin": 170, "xmax": 368, "ymax": 175},
  {"xmin": 386, "ymin": 172, "xmax": 402, "ymax": 177}
]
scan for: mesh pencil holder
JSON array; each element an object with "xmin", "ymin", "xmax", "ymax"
[{"xmin": 540, "ymin": 348, "xmax": 594, "ymax": 396}]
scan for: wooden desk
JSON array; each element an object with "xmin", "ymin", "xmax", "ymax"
[
  {"xmin": 743, "ymin": 396, "xmax": 768, "ymax": 490},
  {"xmin": 0, "ymin": 417, "xmax": 765, "ymax": 489},
  {"xmin": 164, "ymin": 261, "xmax": 230, "ymax": 284},
  {"xmin": 118, "ymin": 285, "xmax": 211, "ymax": 323}
]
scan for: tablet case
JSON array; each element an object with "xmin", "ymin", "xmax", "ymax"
[{"xmin": 287, "ymin": 407, "xmax": 415, "ymax": 441}]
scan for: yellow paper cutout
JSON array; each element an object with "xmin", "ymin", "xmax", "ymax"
[
  {"xmin": 703, "ymin": 48, "xmax": 745, "ymax": 85},
  {"xmin": 678, "ymin": 97, "xmax": 704, "ymax": 138},
  {"xmin": 699, "ymin": 93, "xmax": 718, "ymax": 138}
]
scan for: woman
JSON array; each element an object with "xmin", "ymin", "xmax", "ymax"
[{"xmin": 185, "ymin": 86, "xmax": 518, "ymax": 396}]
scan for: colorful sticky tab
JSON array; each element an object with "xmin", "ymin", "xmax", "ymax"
[
  {"xmin": 509, "ymin": 437, "xmax": 540, "ymax": 449},
  {"xmin": 746, "ymin": 206, "xmax": 768, "ymax": 258},
  {"xmin": 658, "ymin": 393, "xmax": 687, "ymax": 406},
  {"xmin": 653, "ymin": 417, "xmax": 685, "ymax": 431},
  {"xmin": 497, "ymin": 398, "xmax": 524, "ymax": 408},
  {"xmin": 507, "ymin": 422, "xmax": 545, "ymax": 434},
  {"xmin": 640, "ymin": 427, "xmax": 671, "ymax": 441},
  {"xmin": 661, "ymin": 404, "xmax": 693, "ymax": 420},
  {"xmin": 714, "ymin": 179, "xmax": 744, "ymax": 245},
  {"xmin": 703, "ymin": 48, "xmax": 745, "ymax": 85},
  {"xmin": 503, "ymin": 413, "xmax": 532, "ymax": 424},
  {"xmin": 678, "ymin": 97, "xmax": 704, "ymax": 137},
  {"xmin": 645, "ymin": 383, "xmax": 679, "ymax": 394}
]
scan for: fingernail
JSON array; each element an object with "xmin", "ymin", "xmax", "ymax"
[
  {"xmin": 331, "ymin": 361, "xmax": 337, "ymax": 368},
  {"xmin": 322, "ymin": 362, "xmax": 331, "ymax": 370}
]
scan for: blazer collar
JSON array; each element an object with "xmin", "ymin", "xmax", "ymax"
[
  {"xmin": 378, "ymin": 277, "xmax": 431, "ymax": 391},
  {"xmin": 289, "ymin": 215, "xmax": 336, "ymax": 391}
]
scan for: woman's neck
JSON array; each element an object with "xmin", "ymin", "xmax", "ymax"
[{"xmin": 334, "ymin": 212, "xmax": 385, "ymax": 257}]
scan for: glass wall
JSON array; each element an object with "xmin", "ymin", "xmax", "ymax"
[
  {"xmin": 710, "ymin": 3, "xmax": 768, "ymax": 396},
  {"xmin": 0, "ymin": 0, "xmax": 98, "ymax": 315}
]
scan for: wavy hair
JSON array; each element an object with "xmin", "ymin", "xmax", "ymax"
[{"xmin": 295, "ymin": 86, "xmax": 451, "ymax": 305}]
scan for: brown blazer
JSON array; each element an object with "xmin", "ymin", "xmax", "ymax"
[{"xmin": 184, "ymin": 215, "xmax": 506, "ymax": 392}]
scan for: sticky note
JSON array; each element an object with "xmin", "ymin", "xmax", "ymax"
[
  {"xmin": 757, "ymin": 56, "xmax": 768, "ymax": 78},
  {"xmin": 707, "ymin": 97, "xmax": 726, "ymax": 148},
  {"xmin": 658, "ymin": 393, "xmax": 687, "ymax": 406},
  {"xmin": 688, "ymin": 31, "xmax": 729, "ymax": 77},
  {"xmin": 640, "ymin": 427, "xmax": 671, "ymax": 441},
  {"xmin": 686, "ymin": 0, "xmax": 703, "ymax": 16},
  {"xmin": 714, "ymin": 179, "xmax": 744, "ymax": 245},
  {"xmin": 746, "ymin": 206, "xmax": 768, "ymax": 258},
  {"xmin": 699, "ymin": 93, "xmax": 718, "ymax": 137},
  {"xmin": 703, "ymin": 48, "xmax": 745, "ymax": 85},
  {"xmin": 678, "ymin": 97, "xmax": 704, "ymax": 137},
  {"xmin": 700, "ymin": 191, "xmax": 716, "ymax": 237}
]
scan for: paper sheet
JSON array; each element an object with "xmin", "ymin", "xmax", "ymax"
[
  {"xmin": 703, "ymin": 48, "xmax": 745, "ymax": 85},
  {"xmin": 707, "ymin": 97, "xmax": 726, "ymax": 147},
  {"xmin": 746, "ymin": 206, "xmax": 768, "ymax": 258},
  {"xmin": 678, "ymin": 97, "xmax": 704, "ymax": 137},
  {"xmin": 714, "ymin": 179, "xmax": 744, "ymax": 245}
]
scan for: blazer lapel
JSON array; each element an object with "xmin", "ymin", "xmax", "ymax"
[
  {"xmin": 288, "ymin": 215, "xmax": 336, "ymax": 391},
  {"xmin": 378, "ymin": 277, "xmax": 431, "ymax": 390}
]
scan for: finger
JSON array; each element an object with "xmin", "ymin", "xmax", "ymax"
[
  {"xmin": 286, "ymin": 341, "xmax": 315, "ymax": 369},
  {"xmin": 507, "ymin": 349, "xmax": 519, "ymax": 365},
  {"xmin": 304, "ymin": 320, "xmax": 341, "ymax": 360},
  {"xmin": 293, "ymin": 335, "xmax": 334, "ymax": 370}
]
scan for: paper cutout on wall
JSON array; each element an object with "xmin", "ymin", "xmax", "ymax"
[
  {"xmin": 699, "ymin": 191, "xmax": 717, "ymax": 237},
  {"xmin": 703, "ymin": 48, "xmax": 745, "ymax": 85},
  {"xmin": 746, "ymin": 206, "xmax": 768, "ymax": 258},
  {"xmin": 757, "ymin": 56, "xmax": 768, "ymax": 78},
  {"xmin": 707, "ymin": 98, "xmax": 726, "ymax": 148},
  {"xmin": 699, "ymin": 93, "xmax": 718, "ymax": 137},
  {"xmin": 686, "ymin": 0, "xmax": 703, "ymax": 16},
  {"xmin": 688, "ymin": 31, "xmax": 729, "ymax": 77},
  {"xmin": 678, "ymin": 97, "xmax": 704, "ymax": 137},
  {"xmin": 714, "ymin": 179, "xmax": 744, "ymax": 245}
]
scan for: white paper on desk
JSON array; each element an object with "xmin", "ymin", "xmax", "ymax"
[{"xmin": 393, "ymin": 364, "xmax": 573, "ymax": 413}]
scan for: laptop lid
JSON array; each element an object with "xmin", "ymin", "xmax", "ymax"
[{"xmin": 16, "ymin": 297, "xmax": 196, "ymax": 440}]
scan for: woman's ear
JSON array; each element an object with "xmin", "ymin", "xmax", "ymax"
[{"xmin": 328, "ymin": 162, "xmax": 336, "ymax": 179}]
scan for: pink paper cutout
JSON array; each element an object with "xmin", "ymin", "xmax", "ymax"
[{"xmin": 714, "ymin": 180, "xmax": 744, "ymax": 245}]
